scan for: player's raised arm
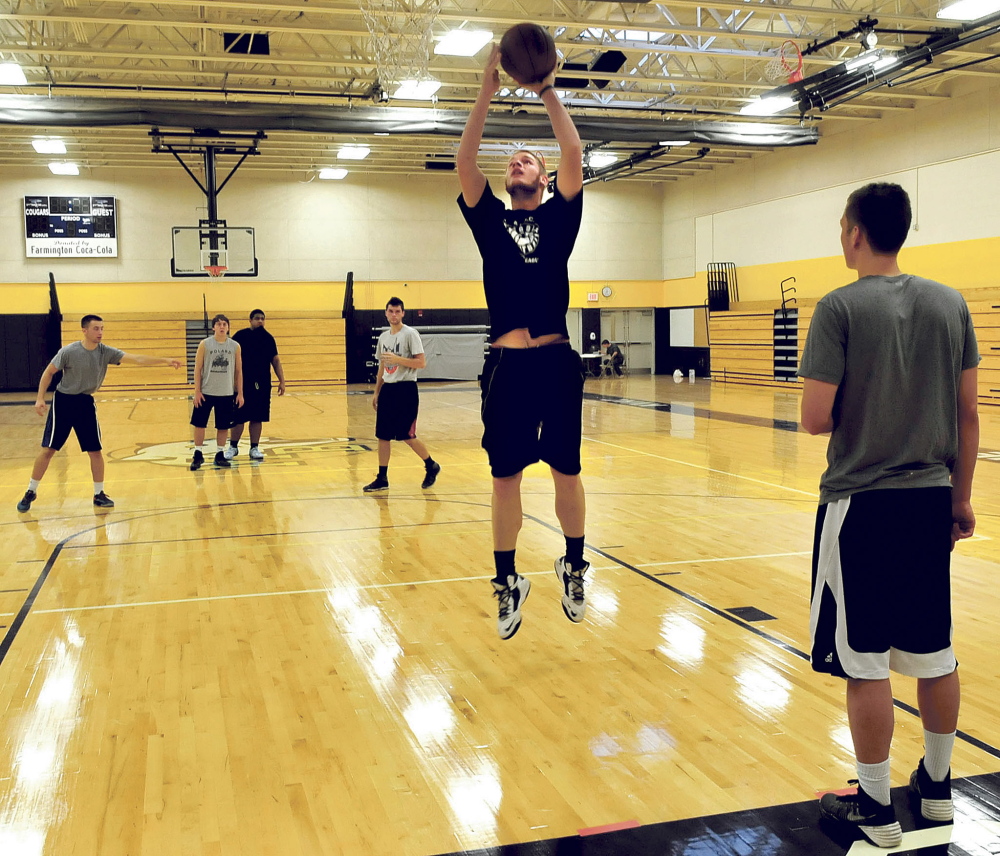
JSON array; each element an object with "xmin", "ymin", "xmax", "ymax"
[
  {"xmin": 457, "ymin": 44, "xmax": 501, "ymax": 207},
  {"xmin": 524, "ymin": 71, "xmax": 583, "ymax": 201}
]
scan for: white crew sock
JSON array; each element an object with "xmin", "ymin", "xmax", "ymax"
[
  {"xmin": 856, "ymin": 758, "xmax": 892, "ymax": 806},
  {"xmin": 923, "ymin": 729, "xmax": 956, "ymax": 781},
  {"xmin": 94, "ymin": 482, "xmax": 104, "ymax": 495},
  {"xmin": 28, "ymin": 478, "xmax": 40, "ymax": 492}
]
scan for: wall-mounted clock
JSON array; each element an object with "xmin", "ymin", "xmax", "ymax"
[{"xmin": 601, "ymin": 286, "xmax": 613, "ymax": 298}]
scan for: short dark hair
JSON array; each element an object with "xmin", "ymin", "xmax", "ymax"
[
  {"xmin": 81, "ymin": 314, "xmax": 103, "ymax": 328},
  {"xmin": 211, "ymin": 314, "xmax": 230, "ymax": 327},
  {"xmin": 249, "ymin": 309, "xmax": 265, "ymax": 320},
  {"xmin": 386, "ymin": 297, "xmax": 404, "ymax": 310},
  {"xmin": 844, "ymin": 183, "xmax": 912, "ymax": 254},
  {"xmin": 601, "ymin": 339, "xmax": 610, "ymax": 345}
]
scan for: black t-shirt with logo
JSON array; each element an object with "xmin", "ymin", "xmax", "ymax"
[{"xmin": 458, "ymin": 182, "xmax": 583, "ymax": 341}]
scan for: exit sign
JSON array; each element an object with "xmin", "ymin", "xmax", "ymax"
[{"xmin": 587, "ymin": 292, "xmax": 599, "ymax": 302}]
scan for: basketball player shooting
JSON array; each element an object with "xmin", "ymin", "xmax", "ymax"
[{"xmin": 457, "ymin": 33, "xmax": 589, "ymax": 640}]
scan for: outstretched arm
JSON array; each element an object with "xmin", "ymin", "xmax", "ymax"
[
  {"xmin": 457, "ymin": 45, "xmax": 501, "ymax": 207},
  {"xmin": 525, "ymin": 72, "xmax": 583, "ymax": 200},
  {"xmin": 120, "ymin": 353, "xmax": 182, "ymax": 369}
]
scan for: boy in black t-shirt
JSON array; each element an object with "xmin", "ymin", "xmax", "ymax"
[{"xmin": 457, "ymin": 44, "xmax": 589, "ymax": 640}]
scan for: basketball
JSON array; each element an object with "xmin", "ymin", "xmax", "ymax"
[{"xmin": 499, "ymin": 23, "xmax": 557, "ymax": 85}]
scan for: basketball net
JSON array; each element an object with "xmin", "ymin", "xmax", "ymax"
[
  {"xmin": 764, "ymin": 40, "xmax": 803, "ymax": 84},
  {"xmin": 358, "ymin": 0, "xmax": 440, "ymax": 89},
  {"xmin": 205, "ymin": 265, "xmax": 227, "ymax": 279}
]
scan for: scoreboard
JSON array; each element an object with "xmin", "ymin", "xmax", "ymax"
[{"xmin": 23, "ymin": 196, "xmax": 118, "ymax": 258}]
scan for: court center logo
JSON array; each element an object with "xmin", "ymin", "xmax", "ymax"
[{"xmin": 113, "ymin": 437, "xmax": 371, "ymax": 467}]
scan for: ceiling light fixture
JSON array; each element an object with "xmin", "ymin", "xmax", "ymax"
[
  {"xmin": 338, "ymin": 145, "xmax": 370, "ymax": 160},
  {"xmin": 435, "ymin": 30, "xmax": 493, "ymax": 57},
  {"xmin": 393, "ymin": 79, "xmax": 441, "ymax": 100},
  {"xmin": 48, "ymin": 162, "xmax": 79, "ymax": 175},
  {"xmin": 658, "ymin": 140, "xmax": 692, "ymax": 147},
  {"xmin": 33, "ymin": 139, "xmax": 67, "ymax": 154},
  {"xmin": 740, "ymin": 95, "xmax": 797, "ymax": 116},
  {"xmin": 0, "ymin": 62, "xmax": 27, "ymax": 85},
  {"xmin": 319, "ymin": 168, "xmax": 348, "ymax": 180},
  {"xmin": 937, "ymin": 0, "xmax": 1000, "ymax": 19},
  {"xmin": 588, "ymin": 152, "xmax": 617, "ymax": 168}
]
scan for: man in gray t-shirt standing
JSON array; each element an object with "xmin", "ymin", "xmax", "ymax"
[
  {"xmin": 17, "ymin": 314, "xmax": 182, "ymax": 512},
  {"xmin": 362, "ymin": 297, "xmax": 440, "ymax": 492},
  {"xmin": 799, "ymin": 183, "xmax": 979, "ymax": 848}
]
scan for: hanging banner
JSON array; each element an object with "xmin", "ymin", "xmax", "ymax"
[{"xmin": 23, "ymin": 195, "xmax": 118, "ymax": 258}]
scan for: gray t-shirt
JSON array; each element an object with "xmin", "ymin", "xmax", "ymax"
[
  {"xmin": 798, "ymin": 274, "xmax": 979, "ymax": 504},
  {"xmin": 376, "ymin": 325, "xmax": 424, "ymax": 384},
  {"xmin": 199, "ymin": 336, "xmax": 240, "ymax": 396},
  {"xmin": 52, "ymin": 341, "xmax": 125, "ymax": 395}
]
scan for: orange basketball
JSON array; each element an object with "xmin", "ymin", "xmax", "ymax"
[{"xmin": 499, "ymin": 23, "xmax": 557, "ymax": 86}]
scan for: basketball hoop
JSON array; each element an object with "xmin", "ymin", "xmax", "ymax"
[
  {"xmin": 764, "ymin": 40, "xmax": 804, "ymax": 84},
  {"xmin": 205, "ymin": 265, "xmax": 227, "ymax": 278},
  {"xmin": 358, "ymin": 0, "xmax": 440, "ymax": 90}
]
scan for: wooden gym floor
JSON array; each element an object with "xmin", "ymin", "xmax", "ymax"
[{"xmin": 2, "ymin": 375, "xmax": 999, "ymax": 856}]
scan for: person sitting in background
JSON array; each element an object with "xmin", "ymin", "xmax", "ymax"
[{"xmin": 602, "ymin": 339, "xmax": 624, "ymax": 376}]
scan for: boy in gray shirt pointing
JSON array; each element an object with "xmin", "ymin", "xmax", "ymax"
[{"xmin": 17, "ymin": 314, "xmax": 182, "ymax": 512}]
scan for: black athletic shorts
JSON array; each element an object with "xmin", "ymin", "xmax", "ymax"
[
  {"xmin": 480, "ymin": 343, "xmax": 585, "ymax": 478},
  {"xmin": 375, "ymin": 381, "xmax": 419, "ymax": 441},
  {"xmin": 190, "ymin": 393, "xmax": 235, "ymax": 430},
  {"xmin": 42, "ymin": 390, "xmax": 102, "ymax": 452},
  {"xmin": 810, "ymin": 486, "xmax": 956, "ymax": 680},
  {"xmin": 231, "ymin": 380, "xmax": 271, "ymax": 424}
]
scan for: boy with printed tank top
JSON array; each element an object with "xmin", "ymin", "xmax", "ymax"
[
  {"xmin": 457, "ymin": 44, "xmax": 588, "ymax": 640},
  {"xmin": 189, "ymin": 314, "xmax": 244, "ymax": 470},
  {"xmin": 16, "ymin": 314, "xmax": 182, "ymax": 512},
  {"xmin": 800, "ymin": 183, "xmax": 979, "ymax": 848}
]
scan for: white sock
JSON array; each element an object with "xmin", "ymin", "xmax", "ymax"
[
  {"xmin": 856, "ymin": 758, "xmax": 892, "ymax": 806},
  {"xmin": 923, "ymin": 730, "xmax": 955, "ymax": 782},
  {"xmin": 217, "ymin": 444, "xmax": 226, "ymax": 454},
  {"xmin": 195, "ymin": 444, "xmax": 204, "ymax": 453},
  {"xmin": 94, "ymin": 482, "xmax": 104, "ymax": 495},
  {"xmin": 28, "ymin": 478, "xmax": 40, "ymax": 492}
]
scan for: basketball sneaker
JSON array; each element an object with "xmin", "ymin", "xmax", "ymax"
[
  {"xmin": 93, "ymin": 491, "xmax": 115, "ymax": 508},
  {"xmin": 224, "ymin": 446, "xmax": 238, "ymax": 460},
  {"xmin": 554, "ymin": 557, "xmax": 589, "ymax": 622},
  {"xmin": 249, "ymin": 446, "xmax": 264, "ymax": 461},
  {"xmin": 492, "ymin": 573, "xmax": 530, "ymax": 640},
  {"xmin": 190, "ymin": 450, "xmax": 204, "ymax": 471},
  {"xmin": 16, "ymin": 490, "xmax": 37, "ymax": 513},
  {"xmin": 214, "ymin": 451, "xmax": 231, "ymax": 468},
  {"xmin": 819, "ymin": 782, "xmax": 902, "ymax": 848},
  {"xmin": 421, "ymin": 461, "xmax": 441, "ymax": 489},
  {"xmin": 363, "ymin": 476, "xmax": 389, "ymax": 492},
  {"xmin": 909, "ymin": 758, "xmax": 953, "ymax": 822}
]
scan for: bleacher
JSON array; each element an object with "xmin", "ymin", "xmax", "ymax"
[{"xmin": 60, "ymin": 312, "xmax": 347, "ymax": 392}]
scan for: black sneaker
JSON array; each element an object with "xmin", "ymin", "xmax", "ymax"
[
  {"xmin": 93, "ymin": 491, "xmax": 115, "ymax": 508},
  {"xmin": 421, "ymin": 461, "xmax": 441, "ymax": 489},
  {"xmin": 16, "ymin": 490, "xmax": 37, "ymax": 513},
  {"xmin": 363, "ymin": 476, "xmax": 389, "ymax": 493},
  {"xmin": 190, "ymin": 450, "xmax": 204, "ymax": 471},
  {"xmin": 214, "ymin": 451, "xmax": 231, "ymax": 468},
  {"xmin": 819, "ymin": 781, "xmax": 902, "ymax": 848},
  {"xmin": 491, "ymin": 573, "xmax": 531, "ymax": 640},
  {"xmin": 909, "ymin": 758, "xmax": 953, "ymax": 822}
]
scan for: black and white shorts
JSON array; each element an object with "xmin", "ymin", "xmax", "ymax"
[
  {"xmin": 42, "ymin": 390, "xmax": 102, "ymax": 452},
  {"xmin": 810, "ymin": 486, "xmax": 956, "ymax": 680},
  {"xmin": 480, "ymin": 343, "xmax": 585, "ymax": 478},
  {"xmin": 375, "ymin": 381, "xmax": 419, "ymax": 441}
]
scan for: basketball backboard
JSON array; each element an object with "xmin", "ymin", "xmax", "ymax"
[{"xmin": 171, "ymin": 224, "xmax": 258, "ymax": 277}]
